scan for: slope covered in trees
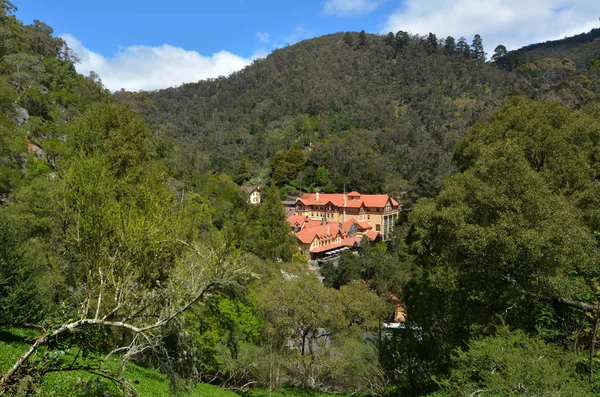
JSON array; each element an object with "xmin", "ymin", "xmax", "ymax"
[
  {"xmin": 514, "ymin": 27, "xmax": 600, "ymax": 68},
  {"xmin": 122, "ymin": 32, "xmax": 516, "ymax": 201},
  {"xmin": 126, "ymin": 28, "xmax": 600, "ymax": 204}
]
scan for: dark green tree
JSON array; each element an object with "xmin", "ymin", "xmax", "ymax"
[
  {"xmin": 470, "ymin": 34, "xmax": 486, "ymax": 59},
  {"xmin": 385, "ymin": 32, "xmax": 395, "ymax": 47},
  {"xmin": 457, "ymin": 36, "xmax": 470, "ymax": 58},
  {"xmin": 492, "ymin": 44, "xmax": 507, "ymax": 62},
  {"xmin": 444, "ymin": 36, "xmax": 456, "ymax": 55},
  {"xmin": 343, "ymin": 32, "xmax": 353, "ymax": 46},
  {"xmin": 0, "ymin": 210, "xmax": 47, "ymax": 326},
  {"xmin": 358, "ymin": 30, "xmax": 367, "ymax": 47},
  {"xmin": 396, "ymin": 99, "xmax": 600, "ymax": 393},
  {"xmin": 395, "ymin": 30, "xmax": 410, "ymax": 53},
  {"xmin": 0, "ymin": 0, "xmax": 16, "ymax": 17},
  {"xmin": 241, "ymin": 186, "xmax": 296, "ymax": 261},
  {"xmin": 427, "ymin": 33, "xmax": 438, "ymax": 55},
  {"xmin": 271, "ymin": 148, "xmax": 307, "ymax": 186}
]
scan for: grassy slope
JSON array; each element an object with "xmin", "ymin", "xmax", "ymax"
[
  {"xmin": 0, "ymin": 329, "xmax": 342, "ymax": 397},
  {"xmin": 0, "ymin": 328, "xmax": 237, "ymax": 396}
]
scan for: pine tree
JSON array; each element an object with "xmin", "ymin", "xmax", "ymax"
[
  {"xmin": 444, "ymin": 36, "xmax": 456, "ymax": 55},
  {"xmin": 471, "ymin": 34, "xmax": 486, "ymax": 59},
  {"xmin": 457, "ymin": 36, "xmax": 470, "ymax": 58}
]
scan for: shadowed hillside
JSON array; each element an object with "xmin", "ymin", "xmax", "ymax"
[{"xmin": 517, "ymin": 28, "xmax": 600, "ymax": 67}]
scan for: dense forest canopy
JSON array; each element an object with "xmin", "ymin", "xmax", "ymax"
[
  {"xmin": 2, "ymin": 1, "xmax": 600, "ymax": 395},
  {"xmin": 118, "ymin": 28, "xmax": 600, "ymax": 206}
]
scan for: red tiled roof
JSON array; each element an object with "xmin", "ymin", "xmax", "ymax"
[
  {"xmin": 362, "ymin": 195, "xmax": 393, "ymax": 208},
  {"xmin": 342, "ymin": 219, "xmax": 356, "ymax": 231},
  {"xmin": 356, "ymin": 220, "xmax": 373, "ymax": 230},
  {"xmin": 342, "ymin": 218, "xmax": 373, "ymax": 232},
  {"xmin": 310, "ymin": 242, "xmax": 344, "ymax": 253},
  {"xmin": 365, "ymin": 230, "xmax": 380, "ymax": 240},
  {"xmin": 305, "ymin": 219, "xmax": 325, "ymax": 229},
  {"xmin": 287, "ymin": 215, "xmax": 308, "ymax": 227},
  {"xmin": 295, "ymin": 223, "xmax": 342, "ymax": 244},
  {"xmin": 342, "ymin": 237, "xmax": 361, "ymax": 247},
  {"xmin": 296, "ymin": 230, "xmax": 316, "ymax": 244},
  {"xmin": 298, "ymin": 192, "xmax": 398, "ymax": 210}
]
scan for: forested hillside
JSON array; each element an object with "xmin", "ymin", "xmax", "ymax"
[
  {"xmin": 120, "ymin": 32, "xmax": 514, "ymax": 201},
  {"xmin": 0, "ymin": 2, "xmax": 107, "ymax": 199},
  {"xmin": 123, "ymin": 29, "xmax": 600, "ymax": 204},
  {"xmin": 514, "ymin": 27, "xmax": 600, "ymax": 67}
]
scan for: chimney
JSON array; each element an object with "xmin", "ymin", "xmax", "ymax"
[
  {"xmin": 326, "ymin": 225, "xmax": 330, "ymax": 235},
  {"xmin": 343, "ymin": 194, "xmax": 347, "ymax": 222},
  {"xmin": 316, "ymin": 191, "xmax": 320, "ymax": 202}
]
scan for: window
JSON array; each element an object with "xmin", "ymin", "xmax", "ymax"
[{"xmin": 376, "ymin": 224, "xmax": 381, "ymax": 231}]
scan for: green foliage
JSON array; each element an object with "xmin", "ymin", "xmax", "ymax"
[
  {"xmin": 322, "ymin": 242, "xmax": 410, "ymax": 295},
  {"xmin": 455, "ymin": 97, "xmax": 600, "ymax": 230},
  {"xmin": 66, "ymin": 102, "xmax": 154, "ymax": 176},
  {"xmin": 435, "ymin": 325, "xmax": 592, "ymax": 396},
  {"xmin": 256, "ymin": 270, "xmax": 383, "ymax": 392},
  {"xmin": 241, "ymin": 186, "xmax": 297, "ymax": 261},
  {"xmin": 409, "ymin": 139, "xmax": 598, "ymax": 334},
  {"xmin": 0, "ymin": 328, "xmax": 240, "ymax": 396},
  {"xmin": 393, "ymin": 98, "xmax": 600, "ymax": 394},
  {"xmin": 470, "ymin": 34, "xmax": 485, "ymax": 59},
  {"xmin": 172, "ymin": 293, "xmax": 264, "ymax": 379},
  {"xmin": 271, "ymin": 148, "xmax": 307, "ymax": 187},
  {"xmin": 0, "ymin": 211, "xmax": 47, "ymax": 326},
  {"xmin": 514, "ymin": 27, "xmax": 600, "ymax": 68}
]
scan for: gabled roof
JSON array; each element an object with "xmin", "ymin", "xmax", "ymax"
[
  {"xmin": 242, "ymin": 185, "xmax": 260, "ymax": 194},
  {"xmin": 295, "ymin": 223, "xmax": 342, "ymax": 244},
  {"xmin": 341, "ymin": 218, "xmax": 373, "ymax": 232},
  {"xmin": 310, "ymin": 242, "xmax": 344, "ymax": 253},
  {"xmin": 365, "ymin": 230, "xmax": 380, "ymax": 240},
  {"xmin": 298, "ymin": 192, "xmax": 399, "ymax": 209},
  {"xmin": 342, "ymin": 237, "xmax": 361, "ymax": 247},
  {"xmin": 286, "ymin": 215, "xmax": 309, "ymax": 227}
]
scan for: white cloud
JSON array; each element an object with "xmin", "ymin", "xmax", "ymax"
[
  {"xmin": 283, "ymin": 25, "xmax": 316, "ymax": 45},
  {"xmin": 257, "ymin": 32, "xmax": 271, "ymax": 43},
  {"xmin": 62, "ymin": 34, "xmax": 263, "ymax": 92},
  {"xmin": 382, "ymin": 0, "xmax": 600, "ymax": 54},
  {"xmin": 323, "ymin": 0, "xmax": 382, "ymax": 16}
]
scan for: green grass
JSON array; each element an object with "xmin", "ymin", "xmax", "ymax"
[
  {"xmin": 0, "ymin": 328, "xmax": 345, "ymax": 396},
  {"xmin": 238, "ymin": 387, "xmax": 368, "ymax": 397},
  {"xmin": 0, "ymin": 327, "xmax": 238, "ymax": 396},
  {"xmin": 240, "ymin": 389, "xmax": 338, "ymax": 397}
]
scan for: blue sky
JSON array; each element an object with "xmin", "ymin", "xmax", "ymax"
[{"xmin": 14, "ymin": 0, "xmax": 600, "ymax": 91}]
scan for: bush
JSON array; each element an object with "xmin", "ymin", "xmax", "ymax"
[{"xmin": 435, "ymin": 325, "xmax": 592, "ymax": 396}]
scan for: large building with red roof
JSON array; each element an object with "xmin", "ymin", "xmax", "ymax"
[
  {"xmin": 286, "ymin": 191, "xmax": 400, "ymax": 259},
  {"xmin": 294, "ymin": 191, "xmax": 400, "ymax": 239}
]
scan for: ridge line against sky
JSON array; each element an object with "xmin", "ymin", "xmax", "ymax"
[{"xmin": 16, "ymin": 0, "xmax": 600, "ymax": 92}]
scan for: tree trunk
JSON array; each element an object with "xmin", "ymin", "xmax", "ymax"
[{"xmin": 0, "ymin": 333, "xmax": 48, "ymax": 389}]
